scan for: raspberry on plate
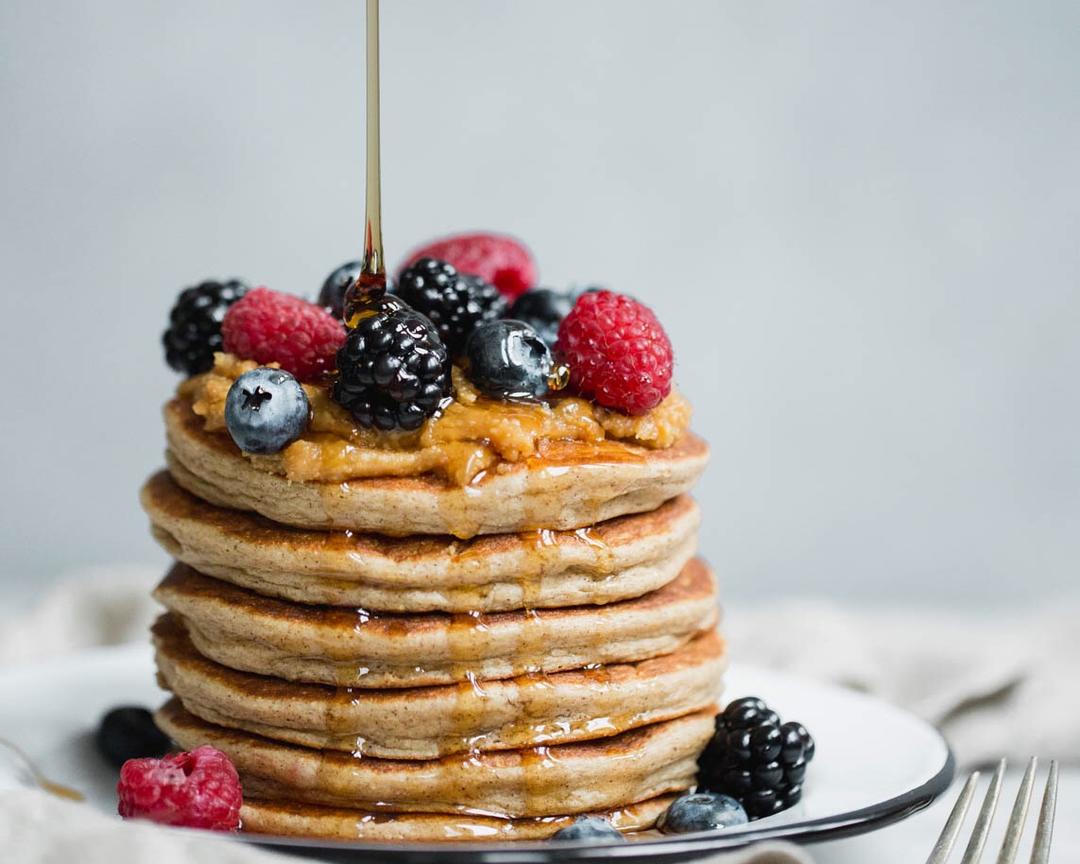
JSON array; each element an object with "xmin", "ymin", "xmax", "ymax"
[
  {"xmin": 555, "ymin": 290, "xmax": 674, "ymax": 415},
  {"xmin": 221, "ymin": 287, "xmax": 346, "ymax": 382},
  {"xmin": 117, "ymin": 745, "xmax": 242, "ymax": 831},
  {"xmin": 396, "ymin": 232, "xmax": 537, "ymax": 300}
]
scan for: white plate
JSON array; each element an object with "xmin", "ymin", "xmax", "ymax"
[{"xmin": 0, "ymin": 644, "xmax": 953, "ymax": 862}]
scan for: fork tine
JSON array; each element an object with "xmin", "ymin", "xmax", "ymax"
[
  {"xmin": 960, "ymin": 759, "xmax": 1007, "ymax": 864},
  {"xmin": 1028, "ymin": 761, "xmax": 1058, "ymax": 864},
  {"xmin": 996, "ymin": 757, "xmax": 1038, "ymax": 864},
  {"xmin": 927, "ymin": 771, "xmax": 982, "ymax": 864}
]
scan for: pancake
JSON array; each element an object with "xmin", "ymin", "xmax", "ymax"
[
  {"xmin": 164, "ymin": 399, "xmax": 710, "ymax": 538},
  {"xmin": 156, "ymin": 700, "xmax": 714, "ymax": 818},
  {"xmin": 154, "ymin": 615, "xmax": 725, "ymax": 758},
  {"xmin": 142, "ymin": 471, "xmax": 700, "ymax": 611},
  {"xmin": 239, "ymin": 795, "xmax": 676, "ymax": 841},
  {"xmin": 153, "ymin": 559, "xmax": 720, "ymax": 687}
]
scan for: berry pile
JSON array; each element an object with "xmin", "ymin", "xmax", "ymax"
[
  {"xmin": 697, "ymin": 697, "xmax": 814, "ymax": 819},
  {"xmin": 162, "ymin": 279, "xmax": 248, "ymax": 375},
  {"xmin": 117, "ymin": 745, "xmax": 242, "ymax": 831},
  {"xmin": 395, "ymin": 257, "xmax": 508, "ymax": 355},
  {"xmin": 159, "ymin": 231, "xmax": 680, "ymax": 434}
]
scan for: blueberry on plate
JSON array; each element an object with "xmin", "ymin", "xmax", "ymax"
[
  {"xmin": 551, "ymin": 815, "xmax": 625, "ymax": 842},
  {"xmin": 465, "ymin": 319, "xmax": 555, "ymax": 400},
  {"xmin": 225, "ymin": 368, "xmax": 310, "ymax": 454},
  {"xmin": 95, "ymin": 706, "xmax": 172, "ymax": 769},
  {"xmin": 658, "ymin": 792, "xmax": 749, "ymax": 834},
  {"xmin": 318, "ymin": 260, "xmax": 363, "ymax": 319},
  {"xmin": 508, "ymin": 288, "xmax": 575, "ymax": 346}
]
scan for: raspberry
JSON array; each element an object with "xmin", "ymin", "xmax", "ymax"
[
  {"xmin": 222, "ymin": 287, "xmax": 345, "ymax": 382},
  {"xmin": 397, "ymin": 232, "xmax": 537, "ymax": 300},
  {"xmin": 555, "ymin": 290, "xmax": 673, "ymax": 415},
  {"xmin": 117, "ymin": 745, "xmax": 242, "ymax": 831}
]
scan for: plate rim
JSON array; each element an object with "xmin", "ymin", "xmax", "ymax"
[{"xmin": 1, "ymin": 643, "xmax": 956, "ymax": 862}]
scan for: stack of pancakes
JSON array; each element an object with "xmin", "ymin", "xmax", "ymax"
[{"xmin": 142, "ymin": 395, "xmax": 719, "ymax": 841}]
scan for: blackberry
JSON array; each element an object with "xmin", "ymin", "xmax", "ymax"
[
  {"xmin": 697, "ymin": 697, "xmax": 814, "ymax": 819},
  {"xmin": 395, "ymin": 258, "xmax": 508, "ymax": 355},
  {"xmin": 318, "ymin": 260, "xmax": 362, "ymax": 319},
  {"xmin": 332, "ymin": 307, "xmax": 451, "ymax": 431},
  {"xmin": 163, "ymin": 279, "xmax": 248, "ymax": 375}
]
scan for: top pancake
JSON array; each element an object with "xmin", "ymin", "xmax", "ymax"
[
  {"xmin": 142, "ymin": 471, "xmax": 700, "ymax": 611},
  {"xmin": 164, "ymin": 399, "xmax": 709, "ymax": 538}
]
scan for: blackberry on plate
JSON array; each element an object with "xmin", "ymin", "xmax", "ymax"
[
  {"xmin": 551, "ymin": 815, "xmax": 625, "ymax": 843},
  {"xmin": 697, "ymin": 696, "xmax": 814, "ymax": 819},
  {"xmin": 95, "ymin": 705, "xmax": 172, "ymax": 769},
  {"xmin": 395, "ymin": 257, "xmax": 508, "ymax": 355},
  {"xmin": 163, "ymin": 279, "xmax": 248, "ymax": 375},
  {"xmin": 465, "ymin": 319, "xmax": 555, "ymax": 401},
  {"xmin": 333, "ymin": 306, "xmax": 451, "ymax": 431},
  {"xmin": 508, "ymin": 287, "xmax": 575, "ymax": 346},
  {"xmin": 318, "ymin": 260, "xmax": 362, "ymax": 319}
]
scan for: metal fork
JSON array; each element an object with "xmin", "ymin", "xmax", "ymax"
[{"xmin": 927, "ymin": 758, "xmax": 1058, "ymax": 864}]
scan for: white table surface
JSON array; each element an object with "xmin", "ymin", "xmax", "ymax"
[{"xmin": 809, "ymin": 767, "xmax": 1076, "ymax": 863}]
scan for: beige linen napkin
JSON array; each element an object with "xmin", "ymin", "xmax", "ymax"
[
  {"xmin": 0, "ymin": 789, "xmax": 813, "ymax": 864},
  {"xmin": 726, "ymin": 596, "xmax": 1080, "ymax": 766}
]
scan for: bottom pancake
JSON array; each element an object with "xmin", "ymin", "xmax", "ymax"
[
  {"xmin": 240, "ymin": 795, "xmax": 676, "ymax": 842},
  {"xmin": 157, "ymin": 700, "xmax": 714, "ymax": 819},
  {"xmin": 154, "ymin": 614, "xmax": 726, "ymax": 758}
]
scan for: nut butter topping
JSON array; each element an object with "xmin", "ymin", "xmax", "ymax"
[{"xmin": 178, "ymin": 353, "xmax": 691, "ymax": 486}]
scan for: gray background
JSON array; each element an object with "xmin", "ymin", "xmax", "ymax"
[{"xmin": 1, "ymin": 0, "xmax": 1078, "ymax": 608}]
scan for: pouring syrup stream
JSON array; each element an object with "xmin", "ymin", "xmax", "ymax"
[
  {"xmin": 344, "ymin": 0, "xmax": 388, "ymax": 327},
  {"xmin": 362, "ymin": 0, "xmax": 383, "ymax": 283}
]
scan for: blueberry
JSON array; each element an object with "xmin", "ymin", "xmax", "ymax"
[
  {"xmin": 318, "ymin": 260, "xmax": 362, "ymax": 319},
  {"xmin": 658, "ymin": 792, "xmax": 749, "ymax": 834},
  {"xmin": 551, "ymin": 815, "xmax": 625, "ymax": 843},
  {"xmin": 465, "ymin": 320, "xmax": 554, "ymax": 400},
  {"xmin": 225, "ymin": 368, "xmax": 310, "ymax": 454},
  {"xmin": 508, "ymin": 288, "xmax": 575, "ymax": 346},
  {"xmin": 95, "ymin": 706, "xmax": 172, "ymax": 769}
]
